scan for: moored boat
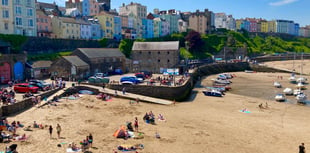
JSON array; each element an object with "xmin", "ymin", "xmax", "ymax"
[
  {"xmin": 296, "ymin": 93, "xmax": 307, "ymax": 103},
  {"xmin": 273, "ymin": 81, "xmax": 282, "ymax": 88},
  {"xmin": 275, "ymin": 93, "xmax": 286, "ymax": 102},
  {"xmin": 283, "ymin": 88, "xmax": 293, "ymax": 95},
  {"xmin": 202, "ymin": 89, "xmax": 223, "ymax": 97}
]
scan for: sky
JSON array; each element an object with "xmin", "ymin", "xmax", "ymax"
[{"xmin": 39, "ymin": 0, "xmax": 310, "ymax": 26}]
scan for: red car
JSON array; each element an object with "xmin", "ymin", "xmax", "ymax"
[{"xmin": 13, "ymin": 83, "xmax": 39, "ymax": 93}]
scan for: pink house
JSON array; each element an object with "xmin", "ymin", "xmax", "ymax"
[
  {"xmin": 89, "ymin": 0, "xmax": 100, "ymax": 16},
  {"xmin": 36, "ymin": 9, "xmax": 53, "ymax": 37},
  {"xmin": 246, "ymin": 18, "xmax": 258, "ymax": 32}
]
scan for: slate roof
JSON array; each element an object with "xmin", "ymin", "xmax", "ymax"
[
  {"xmin": 76, "ymin": 48, "xmax": 125, "ymax": 59},
  {"xmin": 63, "ymin": 56, "xmax": 89, "ymax": 67},
  {"xmin": 32, "ymin": 60, "xmax": 52, "ymax": 68},
  {"xmin": 132, "ymin": 41, "xmax": 179, "ymax": 51}
]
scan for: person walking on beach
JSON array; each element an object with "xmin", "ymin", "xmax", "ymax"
[
  {"xmin": 56, "ymin": 124, "xmax": 61, "ymax": 139},
  {"xmin": 134, "ymin": 117, "xmax": 139, "ymax": 132},
  {"xmin": 299, "ymin": 143, "xmax": 306, "ymax": 153},
  {"xmin": 122, "ymin": 87, "xmax": 126, "ymax": 95},
  {"xmin": 49, "ymin": 125, "xmax": 53, "ymax": 138}
]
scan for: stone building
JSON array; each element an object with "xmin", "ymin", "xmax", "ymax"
[
  {"xmin": 72, "ymin": 48, "xmax": 126, "ymax": 75},
  {"xmin": 49, "ymin": 55, "xmax": 90, "ymax": 80},
  {"xmin": 30, "ymin": 60, "xmax": 52, "ymax": 79},
  {"xmin": 131, "ymin": 41, "xmax": 180, "ymax": 73},
  {"xmin": 188, "ymin": 9, "xmax": 213, "ymax": 34}
]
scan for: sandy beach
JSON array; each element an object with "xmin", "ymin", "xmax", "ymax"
[{"xmin": 1, "ymin": 62, "xmax": 310, "ymax": 152}]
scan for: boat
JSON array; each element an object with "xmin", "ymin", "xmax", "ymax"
[
  {"xmin": 275, "ymin": 93, "xmax": 286, "ymax": 102},
  {"xmin": 289, "ymin": 52, "xmax": 297, "ymax": 84},
  {"xmin": 213, "ymin": 85, "xmax": 232, "ymax": 91},
  {"xmin": 283, "ymin": 88, "xmax": 293, "ymax": 95},
  {"xmin": 273, "ymin": 81, "xmax": 282, "ymax": 88},
  {"xmin": 296, "ymin": 93, "xmax": 307, "ymax": 103},
  {"xmin": 202, "ymin": 89, "xmax": 223, "ymax": 97},
  {"xmin": 205, "ymin": 86, "xmax": 226, "ymax": 92},
  {"xmin": 212, "ymin": 79, "xmax": 231, "ymax": 85},
  {"xmin": 294, "ymin": 89, "xmax": 303, "ymax": 96},
  {"xmin": 245, "ymin": 70, "xmax": 254, "ymax": 73},
  {"xmin": 297, "ymin": 52, "xmax": 308, "ymax": 84},
  {"xmin": 296, "ymin": 81, "xmax": 307, "ymax": 90},
  {"xmin": 297, "ymin": 77, "xmax": 307, "ymax": 84},
  {"xmin": 289, "ymin": 73, "xmax": 297, "ymax": 84}
]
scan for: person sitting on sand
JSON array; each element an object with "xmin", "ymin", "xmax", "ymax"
[
  {"xmin": 155, "ymin": 132, "xmax": 161, "ymax": 139},
  {"xmin": 258, "ymin": 103, "xmax": 264, "ymax": 109},
  {"xmin": 158, "ymin": 114, "xmax": 166, "ymax": 122},
  {"xmin": 17, "ymin": 121, "xmax": 24, "ymax": 128},
  {"xmin": 143, "ymin": 113, "xmax": 150, "ymax": 123},
  {"xmin": 33, "ymin": 121, "xmax": 39, "ymax": 128},
  {"xmin": 127, "ymin": 122, "xmax": 134, "ymax": 132}
]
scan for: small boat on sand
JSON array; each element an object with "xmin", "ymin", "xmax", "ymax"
[
  {"xmin": 296, "ymin": 93, "xmax": 307, "ymax": 103},
  {"xmin": 273, "ymin": 81, "xmax": 282, "ymax": 88},
  {"xmin": 275, "ymin": 93, "xmax": 286, "ymax": 102},
  {"xmin": 283, "ymin": 88, "xmax": 293, "ymax": 95},
  {"xmin": 202, "ymin": 89, "xmax": 223, "ymax": 97}
]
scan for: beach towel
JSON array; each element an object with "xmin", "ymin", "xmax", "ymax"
[
  {"xmin": 239, "ymin": 110, "xmax": 251, "ymax": 113},
  {"xmin": 66, "ymin": 148, "xmax": 82, "ymax": 152}
]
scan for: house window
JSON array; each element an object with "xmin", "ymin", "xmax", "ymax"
[
  {"xmin": 4, "ymin": 23, "xmax": 8, "ymax": 30},
  {"xmin": 158, "ymin": 59, "xmax": 160, "ymax": 62},
  {"xmin": 15, "ymin": 17, "xmax": 22, "ymax": 26},
  {"xmin": 158, "ymin": 51, "xmax": 160, "ymax": 54},
  {"xmin": 26, "ymin": 0, "xmax": 31, "ymax": 5},
  {"xmin": 2, "ymin": 0, "xmax": 8, "ymax": 5},
  {"xmin": 139, "ymin": 51, "xmax": 142, "ymax": 54},
  {"xmin": 28, "ymin": 19, "xmax": 33, "ymax": 27},
  {"xmin": 2, "ymin": 10, "xmax": 9, "ymax": 18},
  {"xmin": 167, "ymin": 51, "xmax": 170, "ymax": 54},
  {"xmin": 167, "ymin": 59, "xmax": 170, "ymax": 63},
  {"xmin": 27, "ymin": 8, "xmax": 33, "ymax": 16},
  {"xmin": 15, "ymin": 6, "xmax": 22, "ymax": 15},
  {"xmin": 148, "ymin": 51, "xmax": 151, "ymax": 54},
  {"xmin": 15, "ymin": 0, "xmax": 20, "ymax": 5}
]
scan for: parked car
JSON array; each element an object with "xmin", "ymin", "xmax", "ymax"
[
  {"xmin": 29, "ymin": 79, "xmax": 51, "ymax": 87},
  {"xmin": 120, "ymin": 76, "xmax": 140, "ymax": 84},
  {"xmin": 28, "ymin": 82, "xmax": 50, "ymax": 91},
  {"xmin": 13, "ymin": 83, "xmax": 39, "ymax": 93},
  {"xmin": 140, "ymin": 71, "xmax": 152, "ymax": 78}
]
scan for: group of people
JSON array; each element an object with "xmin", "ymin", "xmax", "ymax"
[
  {"xmin": 96, "ymin": 93, "xmax": 111, "ymax": 101},
  {"xmin": 48, "ymin": 124, "xmax": 62, "ymax": 139},
  {"xmin": 143, "ymin": 111, "xmax": 156, "ymax": 124},
  {"xmin": 0, "ymin": 119, "xmax": 25, "ymax": 143},
  {"xmin": 0, "ymin": 88, "xmax": 16, "ymax": 105},
  {"xmin": 79, "ymin": 134, "xmax": 93, "ymax": 151}
]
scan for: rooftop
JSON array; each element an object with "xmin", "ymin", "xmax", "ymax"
[{"xmin": 132, "ymin": 41, "xmax": 179, "ymax": 51}]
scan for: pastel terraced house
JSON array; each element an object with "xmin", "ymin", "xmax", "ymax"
[
  {"xmin": 14, "ymin": 0, "xmax": 37, "ymax": 36},
  {"xmin": 51, "ymin": 16, "xmax": 81, "ymax": 39},
  {"xmin": 36, "ymin": 9, "xmax": 52, "ymax": 37},
  {"xmin": 95, "ymin": 11, "xmax": 114, "ymax": 39},
  {"xmin": 0, "ymin": 0, "xmax": 14, "ymax": 34}
]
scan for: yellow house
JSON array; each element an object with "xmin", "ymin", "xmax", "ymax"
[
  {"xmin": 95, "ymin": 11, "xmax": 114, "ymax": 39},
  {"xmin": 260, "ymin": 20, "xmax": 268, "ymax": 33},
  {"xmin": 51, "ymin": 16, "xmax": 81, "ymax": 39},
  {"xmin": 236, "ymin": 20, "xmax": 242, "ymax": 30},
  {"xmin": 0, "ymin": 0, "xmax": 14, "ymax": 34},
  {"xmin": 268, "ymin": 20, "xmax": 276, "ymax": 33}
]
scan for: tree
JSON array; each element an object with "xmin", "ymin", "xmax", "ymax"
[
  {"xmin": 185, "ymin": 30, "xmax": 204, "ymax": 53},
  {"xmin": 119, "ymin": 39, "xmax": 134, "ymax": 58}
]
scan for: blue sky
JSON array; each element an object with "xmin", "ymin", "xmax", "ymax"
[{"xmin": 39, "ymin": 0, "xmax": 310, "ymax": 26}]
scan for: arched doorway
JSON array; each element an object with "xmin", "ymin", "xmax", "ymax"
[
  {"xmin": 14, "ymin": 61, "xmax": 24, "ymax": 81},
  {"xmin": 0, "ymin": 62, "xmax": 11, "ymax": 84}
]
